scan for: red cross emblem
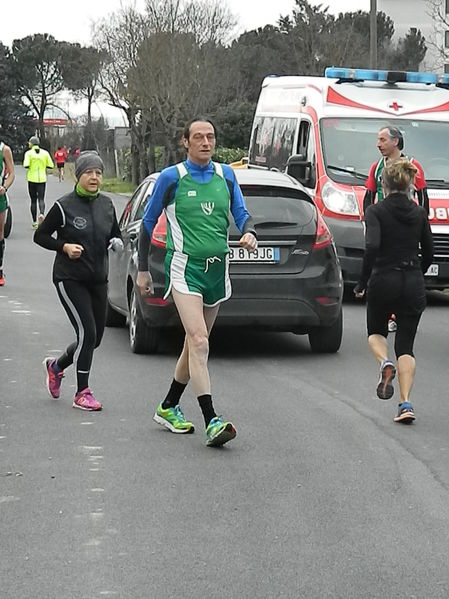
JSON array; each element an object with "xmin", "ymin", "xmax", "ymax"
[{"xmin": 389, "ymin": 101, "xmax": 403, "ymax": 111}]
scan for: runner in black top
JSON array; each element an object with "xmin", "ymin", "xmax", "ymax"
[
  {"xmin": 354, "ymin": 158, "xmax": 433, "ymax": 423},
  {"xmin": 34, "ymin": 151, "xmax": 123, "ymax": 411}
]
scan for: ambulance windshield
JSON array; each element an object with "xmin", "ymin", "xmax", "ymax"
[{"xmin": 321, "ymin": 118, "xmax": 449, "ymax": 187}]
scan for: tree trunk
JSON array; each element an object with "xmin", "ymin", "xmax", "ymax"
[
  {"xmin": 83, "ymin": 89, "xmax": 96, "ymax": 150},
  {"xmin": 147, "ymin": 141, "xmax": 156, "ymax": 174},
  {"xmin": 126, "ymin": 106, "xmax": 140, "ymax": 186}
]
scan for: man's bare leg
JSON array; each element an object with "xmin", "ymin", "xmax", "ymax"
[
  {"xmin": 172, "ymin": 289, "xmax": 219, "ymax": 396},
  {"xmin": 173, "ymin": 294, "xmax": 220, "ymax": 387}
]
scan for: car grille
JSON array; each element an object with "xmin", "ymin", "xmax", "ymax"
[{"xmin": 432, "ymin": 233, "xmax": 449, "ymax": 259}]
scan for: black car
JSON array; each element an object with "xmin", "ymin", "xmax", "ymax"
[{"xmin": 107, "ymin": 168, "xmax": 343, "ymax": 353}]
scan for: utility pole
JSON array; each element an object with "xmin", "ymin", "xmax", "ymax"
[{"xmin": 370, "ymin": 0, "xmax": 377, "ymax": 69}]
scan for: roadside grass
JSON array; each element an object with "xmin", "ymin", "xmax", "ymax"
[
  {"xmin": 101, "ymin": 178, "xmax": 135, "ymax": 194},
  {"xmin": 53, "ymin": 162, "xmax": 75, "ymax": 181},
  {"xmin": 52, "ymin": 163, "xmax": 135, "ymax": 194}
]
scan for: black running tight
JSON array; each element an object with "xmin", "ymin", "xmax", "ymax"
[
  {"xmin": 366, "ymin": 269, "xmax": 425, "ymax": 359},
  {"xmin": 55, "ymin": 280, "xmax": 107, "ymax": 393},
  {"xmin": 28, "ymin": 182, "xmax": 46, "ymax": 221}
]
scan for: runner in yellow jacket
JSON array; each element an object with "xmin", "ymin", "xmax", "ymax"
[{"xmin": 23, "ymin": 136, "xmax": 54, "ymax": 229}]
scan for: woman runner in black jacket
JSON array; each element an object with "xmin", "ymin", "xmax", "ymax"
[
  {"xmin": 354, "ymin": 158, "xmax": 433, "ymax": 423},
  {"xmin": 34, "ymin": 151, "xmax": 122, "ymax": 411}
]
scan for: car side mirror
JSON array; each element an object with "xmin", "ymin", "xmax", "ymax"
[{"xmin": 286, "ymin": 154, "xmax": 312, "ymax": 187}]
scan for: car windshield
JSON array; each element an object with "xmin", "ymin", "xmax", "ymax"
[{"xmin": 320, "ymin": 118, "xmax": 449, "ymax": 187}]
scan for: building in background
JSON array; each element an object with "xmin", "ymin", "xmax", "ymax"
[{"xmin": 379, "ymin": 0, "xmax": 449, "ymax": 72}]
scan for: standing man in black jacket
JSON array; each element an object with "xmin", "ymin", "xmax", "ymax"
[
  {"xmin": 34, "ymin": 151, "xmax": 123, "ymax": 411},
  {"xmin": 355, "ymin": 159, "xmax": 433, "ymax": 424}
]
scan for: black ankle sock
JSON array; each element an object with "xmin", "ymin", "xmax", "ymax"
[
  {"xmin": 0, "ymin": 239, "xmax": 5, "ymax": 269},
  {"xmin": 162, "ymin": 379, "xmax": 188, "ymax": 409},
  {"xmin": 197, "ymin": 394, "xmax": 217, "ymax": 427}
]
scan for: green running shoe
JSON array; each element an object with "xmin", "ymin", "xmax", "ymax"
[
  {"xmin": 153, "ymin": 403, "xmax": 194, "ymax": 434},
  {"xmin": 206, "ymin": 416, "xmax": 236, "ymax": 447}
]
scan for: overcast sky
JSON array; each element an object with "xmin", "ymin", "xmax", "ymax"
[
  {"xmin": 5, "ymin": 0, "xmax": 369, "ymax": 124},
  {"xmin": 3, "ymin": 0, "xmax": 370, "ymax": 48}
]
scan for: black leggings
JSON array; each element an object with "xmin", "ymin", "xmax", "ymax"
[
  {"xmin": 28, "ymin": 182, "xmax": 46, "ymax": 221},
  {"xmin": 366, "ymin": 268, "xmax": 426, "ymax": 358},
  {"xmin": 55, "ymin": 280, "xmax": 107, "ymax": 393}
]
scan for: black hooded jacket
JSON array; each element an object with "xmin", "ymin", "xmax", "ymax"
[{"xmin": 357, "ymin": 192, "xmax": 433, "ymax": 290}]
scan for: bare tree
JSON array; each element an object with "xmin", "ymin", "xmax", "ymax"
[
  {"xmin": 129, "ymin": 0, "xmax": 236, "ymax": 165},
  {"xmin": 426, "ymin": 0, "xmax": 449, "ymax": 70},
  {"xmin": 63, "ymin": 46, "xmax": 108, "ymax": 149},
  {"xmin": 144, "ymin": 0, "xmax": 237, "ymax": 44},
  {"xmin": 93, "ymin": 4, "xmax": 148, "ymax": 183},
  {"xmin": 93, "ymin": 0, "xmax": 236, "ymax": 178}
]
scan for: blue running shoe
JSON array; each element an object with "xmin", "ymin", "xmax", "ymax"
[
  {"xmin": 206, "ymin": 416, "xmax": 236, "ymax": 447},
  {"xmin": 393, "ymin": 402, "xmax": 415, "ymax": 423}
]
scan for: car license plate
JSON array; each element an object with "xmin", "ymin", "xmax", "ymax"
[
  {"xmin": 229, "ymin": 246, "xmax": 280, "ymax": 263},
  {"xmin": 425, "ymin": 264, "xmax": 439, "ymax": 276}
]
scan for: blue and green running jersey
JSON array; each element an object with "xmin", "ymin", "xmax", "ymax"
[
  {"xmin": 141, "ymin": 159, "xmax": 253, "ymax": 267},
  {"xmin": 166, "ymin": 162, "xmax": 231, "ymax": 259}
]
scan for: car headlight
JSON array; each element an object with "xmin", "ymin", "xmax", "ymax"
[{"xmin": 321, "ymin": 181, "xmax": 360, "ymax": 216}]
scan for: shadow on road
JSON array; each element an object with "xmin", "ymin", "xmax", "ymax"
[
  {"xmin": 210, "ymin": 327, "xmax": 311, "ymax": 358},
  {"xmin": 109, "ymin": 324, "xmax": 313, "ymax": 358},
  {"xmin": 426, "ymin": 289, "xmax": 449, "ymax": 306}
]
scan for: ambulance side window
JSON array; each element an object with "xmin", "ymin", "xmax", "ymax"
[
  {"xmin": 249, "ymin": 116, "xmax": 297, "ymax": 171},
  {"xmin": 296, "ymin": 120, "xmax": 316, "ymax": 188},
  {"xmin": 297, "ymin": 121, "xmax": 309, "ymax": 159},
  {"xmin": 270, "ymin": 118, "xmax": 297, "ymax": 171},
  {"xmin": 249, "ymin": 116, "xmax": 275, "ymax": 168}
]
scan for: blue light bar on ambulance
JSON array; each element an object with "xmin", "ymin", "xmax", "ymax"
[{"xmin": 325, "ymin": 67, "xmax": 438, "ymax": 85}]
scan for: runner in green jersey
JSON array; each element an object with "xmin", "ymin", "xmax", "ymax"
[
  {"xmin": 137, "ymin": 118, "xmax": 257, "ymax": 447},
  {"xmin": 0, "ymin": 141, "xmax": 15, "ymax": 286}
]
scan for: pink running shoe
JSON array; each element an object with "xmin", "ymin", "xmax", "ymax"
[
  {"xmin": 43, "ymin": 357, "xmax": 64, "ymax": 399},
  {"xmin": 73, "ymin": 388, "xmax": 102, "ymax": 411}
]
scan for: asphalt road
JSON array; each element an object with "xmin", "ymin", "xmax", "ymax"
[{"xmin": 2, "ymin": 168, "xmax": 449, "ymax": 599}]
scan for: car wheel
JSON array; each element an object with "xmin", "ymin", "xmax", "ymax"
[
  {"xmin": 4, "ymin": 206, "xmax": 12, "ymax": 238},
  {"xmin": 308, "ymin": 309, "xmax": 343, "ymax": 353},
  {"xmin": 129, "ymin": 287, "xmax": 159, "ymax": 354},
  {"xmin": 105, "ymin": 298, "xmax": 126, "ymax": 327}
]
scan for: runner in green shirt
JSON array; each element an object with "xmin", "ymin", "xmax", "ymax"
[
  {"xmin": 0, "ymin": 141, "xmax": 15, "ymax": 285},
  {"xmin": 137, "ymin": 118, "xmax": 258, "ymax": 447}
]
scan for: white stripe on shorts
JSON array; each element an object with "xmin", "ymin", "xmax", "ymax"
[{"xmin": 163, "ymin": 252, "xmax": 195, "ymax": 299}]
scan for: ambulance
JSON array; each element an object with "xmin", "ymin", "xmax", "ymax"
[{"xmin": 248, "ymin": 68, "xmax": 449, "ymax": 289}]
